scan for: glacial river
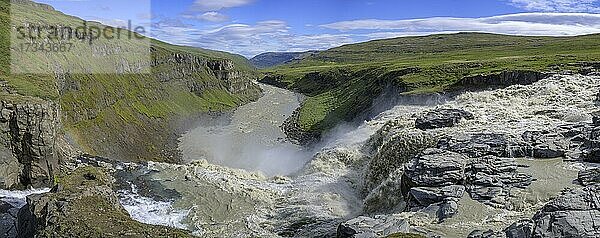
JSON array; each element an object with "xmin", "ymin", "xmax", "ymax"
[
  {"xmin": 178, "ymin": 83, "xmax": 308, "ymax": 176},
  {"xmin": 119, "ymin": 75, "xmax": 597, "ymax": 237}
]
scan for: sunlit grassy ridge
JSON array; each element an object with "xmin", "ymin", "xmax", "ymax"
[
  {"xmin": 1, "ymin": 0, "xmax": 261, "ymax": 162},
  {"xmin": 263, "ymin": 32, "xmax": 600, "ymax": 135}
]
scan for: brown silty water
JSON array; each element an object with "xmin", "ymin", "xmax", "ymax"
[{"xmin": 118, "ymin": 75, "xmax": 599, "ymax": 237}]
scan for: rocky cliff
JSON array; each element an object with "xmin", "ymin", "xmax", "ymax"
[
  {"xmin": 16, "ymin": 165, "xmax": 193, "ymax": 237},
  {"xmin": 0, "ymin": 101, "xmax": 60, "ymax": 189},
  {"xmin": 334, "ymin": 74, "xmax": 600, "ymax": 237}
]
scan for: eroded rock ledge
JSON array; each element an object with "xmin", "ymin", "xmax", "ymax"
[{"xmin": 0, "ymin": 101, "xmax": 60, "ymax": 189}]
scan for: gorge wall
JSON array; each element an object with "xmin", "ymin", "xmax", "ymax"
[{"xmin": 0, "ymin": 101, "xmax": 60, "ymax": 189}]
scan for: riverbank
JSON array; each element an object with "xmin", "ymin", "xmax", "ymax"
[{"xmin": 114, "ymin": 74, "xmax": 600, "ymax": 237}]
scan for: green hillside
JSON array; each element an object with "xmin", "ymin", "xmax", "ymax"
[
  {"xmin": 1, "ymin": 0, "xmax": 262, "ymax": 162},
  {"xmin": 262, "ymin": 33, "xmax": 600, "ymax": 140}
]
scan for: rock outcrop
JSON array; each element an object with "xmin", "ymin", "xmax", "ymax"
[
  {"xmin": 336, "ymin": 215, "xmax": 410, "ymax": 238},
  {"xmin": 465, "ymin": 156, "xmax": 532, "ymax": 208},
  {"xmin": 415, "ymin": 108, "xmax": 474, "ymax": 130},
  {"xmin": 496, "ymin": 168, "xmax": 600, "ymax": 238},
  {"xmin": 281, "ymin": 107, "xmax": 321, "ymax": 146},
  {"xmin": 0, "ymin": 101, "xmax": 60, "ymax": 189},
  {"xmin": 502, "ymin": 185, "xmax": 600, "ymax": 238},
  {"xmin": 16, "ymin": 166, "xmax": 193, "ymax": 238},
  {"xmin": 453, "ymin": 71, "xmax": 549, "ymax": 89},
  {"xmin": 402, "ymin": 150, "xmax": 531, "ymax": 217},
  {"xmin": 578, "ymin": 168, "xmax": 600, "ymax": 186},
  {"xmin": 0, "ymin": 201, "xmax": 19, "ymax": 238}
]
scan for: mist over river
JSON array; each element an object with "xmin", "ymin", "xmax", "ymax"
[
  {"xmin": 117, "ymin": 75, "xmax": 600, "ymax": 237},
  {"xmin": 179, "ymin": 84, "xmax": 307, "ymax": 176}
]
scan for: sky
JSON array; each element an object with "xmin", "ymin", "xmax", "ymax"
[{"xmin": 34, "ymin": 0, "xmax": 600, "ymax": 58}]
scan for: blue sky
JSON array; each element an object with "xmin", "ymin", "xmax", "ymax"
[{"xmin": 35, "ymin": 0, "xmax": 600, "ymax": 57}]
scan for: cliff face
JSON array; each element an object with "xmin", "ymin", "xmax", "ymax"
[
  {"xmin": 0, "ymin": 101, "xmax": 60, "ymax": 189},
  {"xmin": 0, "ymin": 0, "xmax": 263, "ymax": 185},
  {"xmin": 57, "ymin": 50, "xmax": 262, "ymax": 163}
]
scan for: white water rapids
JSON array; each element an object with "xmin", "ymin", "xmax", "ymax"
[{"xmin": 120, "ymin": 75, "xmax": 599, "ymax": 237}]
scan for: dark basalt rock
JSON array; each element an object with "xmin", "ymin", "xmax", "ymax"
[
  {"xmin": 0, "ymin": 201, "xmax": 19, "ymax": 238},
  {"xmin": 592, "ymin": 111, "xmax": 600, "ymax": 126},
  {"xmin": 336, "ymin": 216, "xmax": 410, "ymax": 238},
  {"xmin": 501, "ymin": 185, "xmax": 600, "ymax": 238},
  {"xmin": 465, "ymin": 156, "xmax": 532, "ymax": 208},
  {"xmin": 503, "ymin": 219, "xmax": 534, "ymax": 238},
  {"xmin": 454, "ymin": 71, "xmax": 548, "ymax": 89},
  {"xmin": 521, "ymin": 131, "xmax": 566, "ymax": 159},
  {"xmin": 439, "ymin": 130, "xmax": 573, "ymax": 160},
  {"xmin": 0, "ymin": 102, "xmax": 61, "ymax": 189},
  {"xmin": 577, "ymin": 168, "xmax": 600, "ymax": 186},
  {"xmin": 408, "ymin": 185, "xmax": 465, "ymax": 207},
  {"xmin": 407, "ymin": 185, "xmax": 465, "ymax": 221},
  {"xmin": 402, "ymin": 149, "xmax": 532, "ymax": 218},
  {"xmin": 437, "ymin": 133, "xmax": 516, "ymax": 158},
  {"xmin": 467, "ymin": 229, "xmax": 504, "ymax": 238},
  {"xmin": 532, "ymin": 185, "xmax": 600, "ymax": 237},
  {"xmin": 415, "ymin": 108, "xmax": 474, "ymax": 130},
  {"xmin": 403, "ymin": 149, "xmax": 467, "ymax": 187}
]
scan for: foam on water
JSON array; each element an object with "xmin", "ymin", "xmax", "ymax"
[
  {"xmin": 0, "ymin": 188, "xmax": 50, "ymax": 208},
  {"xmin": 122, "ymin": 75, "xmax": 600, "ymax": 237},
  {"xmin": 118, "ymin": 183, "xmax": 190, "ymax": 230}
]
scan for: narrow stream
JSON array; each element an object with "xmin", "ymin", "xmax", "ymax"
[{"xmin": 178, "ymin": 84, "xmax": 308, "ymax": 176}]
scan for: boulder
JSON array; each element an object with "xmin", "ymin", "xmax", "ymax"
[
  {"xmin": 336, "ymin": 215, "xmax": 410, "ymax": 238},
  {"xmin": 465, "ymin": 156, "xmax": 532, "ymax": 208},
  {"xmin": 402, "ymin": 150, "xmax": 468, "ymax": 221},
  {"xmin": 578, "ymin": 168, "xmax": 600, "ymax": 186},
  {"xmin": 438, "ymin": 133, "xmax": 517, "ymax": 158},
  {"xmin": 524, "ymin": 185, "xmax": 600, "ymax": 238},
  {"xmin": 408, "ymin": 185, "xmax": 465, "ymax": 207},
  {"xmin": 467, "ymin": 229, "xmax": 504, "ymax": 238},
  {"xmin": 503, "ymin": 219, "xmax": 534, "ymax": 238},
  {"xmin": 403, "ymin": 149, "xmax": 467, "ymax": 187},
  {"xmin": 582, "ymin": 148, "xmax": 600, "ymax": 163},
  {"xmin": 407, "ymin": 185, "xmax": 465, "ymax": 221},
  {"xmin": 521, "ymin": 131, "xmax": 567, "ymax": 158},
  {"xmin": 415, "ymin": 108, "xmax": 474, "ymax": 130}
]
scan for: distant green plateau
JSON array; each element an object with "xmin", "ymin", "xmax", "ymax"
[
  {"xmin": 261, "ymin": 33, "xmax": 600, "ymax": 138},
  {"xmin": 0, "ymin": 0, "xmax": 262, "ymax": 162}
]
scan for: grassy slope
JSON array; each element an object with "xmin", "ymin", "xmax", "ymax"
[
  {"xmin": 263, "ymin": 33, "xmax": 600, "ymax": 134},
  {"xmin": 0, "ymin": 0, "xmax": 262, "ymax": 162}
]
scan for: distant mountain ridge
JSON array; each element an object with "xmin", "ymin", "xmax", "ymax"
[{"xmin": 250, "ymin": 51, "xmax": 319, "ymax": 69}]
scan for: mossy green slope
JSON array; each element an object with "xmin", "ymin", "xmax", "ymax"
[
  {"xmin": 263, "ymin": 33, "xmax": 600, "ymax": 137},
  {"xmin": 21, "ymin": 166, "xmax": 194, "ymax": 238},
  {"xmin": 0, "ymin": 0, "xmax": 262, "ymax": 162}
]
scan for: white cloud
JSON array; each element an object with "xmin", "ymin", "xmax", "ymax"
[
  {"xmin": 320, "ymin": 13, "xmax": 600, "ymax": 36},
  {"xmin": 183, "ymin": 12, "xmax": 229, "ymax": 22},
  {"xmin": 150, "ymin": 13, "xmax": 600, "ymax": 58},
  {"xmin": 152, "ymin": 19, "xmax": 353, "ymax": 57},
  {"xmin": 192, "ymin": 0, "xmax": 253, "ymax": 11},
  {"xmin": 509, "ymin": 0, "xmax": 600, "ymax": 12}
]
